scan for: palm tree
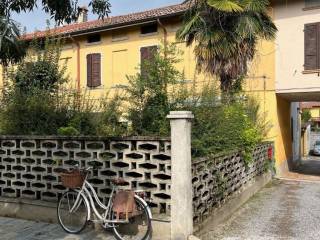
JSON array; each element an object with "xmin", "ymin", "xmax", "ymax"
[{"xmin": 177, "ymin": 0, "xmax": 277, "ymax": 94}]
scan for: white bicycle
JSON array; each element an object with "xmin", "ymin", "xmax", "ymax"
[{"xmin": 57, "ymin": 167, "xmax": 152, "ymax": 240}]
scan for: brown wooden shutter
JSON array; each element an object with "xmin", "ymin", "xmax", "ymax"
[
  {"xmin": 305, "ymin": 23, "xmax": 319, "ymax": 71},
  {"xmin": 87, "ymin": 53, "xmax": 101, "ymax": 88},
  {"xmin": 140, "ymin": 46, "xmax": 157, "ymax": 76},
  {"xmin": 87, "ymin": 54, "xmax": 92, "ymax": 87},
  {"xmin": 91, "ymin": 53, "xmax": 101, "ymax": 87}
]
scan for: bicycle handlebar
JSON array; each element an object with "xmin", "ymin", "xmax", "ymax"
[{"xmin": 73, "ymin": 164, "xmax": 92, "ymax": 172}]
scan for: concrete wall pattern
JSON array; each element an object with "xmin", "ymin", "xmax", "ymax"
[
  {"xmin": 0, "ymin": 136, "xmax": 171, "ymax": 215},
  {"xmin": 192, "ymin": 142, "xmax": 274, "ymax": 226}
]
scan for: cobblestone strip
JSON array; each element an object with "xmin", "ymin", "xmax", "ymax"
[{"xmin": 0, "ymin": 216, "xmax": 114, "ymax": 240}]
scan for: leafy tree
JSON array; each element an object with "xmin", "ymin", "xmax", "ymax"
[
  {"xmin": 126, "ymin": 43, "xmax": 186, "ymax": 136},
  {"xmin": 0, "ymin": 17, "xmax": 26, "ymax": 66},
  {"xmin": 0, "ymin": 0, "xmax": 111, "ymax": 65},
  {"xmin": 177, "ymin": 0, "xmax": 277, "ymax": 94},
  {"xmin": 301, "ymin": 109, "xmax": 312, "ymax": 124},
  {"xmin": 7, "ymin": 36, "xmax": 68, "ymax": 93}
]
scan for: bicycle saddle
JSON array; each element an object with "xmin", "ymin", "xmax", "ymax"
[{"xmin": 111, "ymin": 178, "xmax": 127, "ymax": 185}]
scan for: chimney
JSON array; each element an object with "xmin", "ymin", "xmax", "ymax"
[{"xmin": 78, "ymin": 6, "xmax": 88, "ymax": 23}]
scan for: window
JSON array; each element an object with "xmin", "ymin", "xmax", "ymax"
[
  {"xmin": 305, "ymin": 0, "xmax": 320, "ymax": 8},
  {"xmin": 87, "ymin": 53, "xmax": 101, "ymax": 88},
  {"xmin": 304, "ymin": 23, "xmax": 320, "ymax": 71},
  {"xmin": 140, "ymin": 24, "xmax": 158, "ymax": 35},
  {"xmin": 112, "ymin": 50, "xmax": 128, "ymax": 83},
  {"xmin": 140, "ymin": 46, "xmax": 157, "ymax": 76},
  {"xmin": 112, "ymin": 30, "xmax": 128, "ymax": 42},
  {"xmin": 87, "ymin": 34, "xmax": 101, "ymax": 43}
]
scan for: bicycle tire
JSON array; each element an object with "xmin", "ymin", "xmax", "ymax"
[
  {"xmin": 57, "ymin": 190, "xmax": 89, "ymax": 234},
  {"xmin": 112, "ymin": 196, "xmax": 152, "ymax": 240}
]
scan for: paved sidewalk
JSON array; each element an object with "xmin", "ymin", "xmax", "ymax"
[
  {"xmin": 0, "ymin": 217, "xmax": 113, "ymax": 240},
  {"xmin": 200, "ymin": 179, "xmax": 320, "ymax": 240}
]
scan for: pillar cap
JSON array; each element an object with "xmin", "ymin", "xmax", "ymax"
[{"xmin": 167, "ymin": 111, "xmax": 194, "ymax": 119}]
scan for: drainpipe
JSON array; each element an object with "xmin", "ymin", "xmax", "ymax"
[
  {"xmin": 76, "ymin": 41, "xmax": 81, "ymax": 92},
  {"xmin": 68, "ymin": 35, "xmax": 81, "ymax": 92},
  {"xmin": 157, "ymin": 18, "xmax": 169, "ymax": 92},
  {"xmin": 157, "ymin": 18, "xmax": 168, "ymax": 56}
]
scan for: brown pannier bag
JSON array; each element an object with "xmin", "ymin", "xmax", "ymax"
[{"xmin": 112, "ymin": 190, "xmax": 139, "ymax": 220}]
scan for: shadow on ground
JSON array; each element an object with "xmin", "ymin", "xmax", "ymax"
[
  {"xmin": 294, "ymin": 156, "xmax": 320, "ymax": 176},
  {"xmin": 283, "ymin": 155, "xmax": 320, "ymax": 181}
]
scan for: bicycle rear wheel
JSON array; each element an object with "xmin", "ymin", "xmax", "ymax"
[
  {"xmin": 112, "ymin": 196, "xmax": 152, "ymax": 240},
  {"xmin": 57, "ymin": 190, "xmax": 89, "ymax": 234}
]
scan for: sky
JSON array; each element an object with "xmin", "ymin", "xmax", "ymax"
[{"xmin": 13, "ymin": 0, "xmax": 183, "ymax": 33}]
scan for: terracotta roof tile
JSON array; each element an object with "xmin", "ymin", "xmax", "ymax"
[
  {"xmin": 300, "ymin": 102, "xmax": 320, "ymax": 109},
  {"xmin": 23, "ymin": 2, "xmax": 190, "ymax": 40}
]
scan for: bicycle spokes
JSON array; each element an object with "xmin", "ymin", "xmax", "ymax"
[{"xmin": 57, "ymin": 191, "xmax": 88, "ymax": 234}]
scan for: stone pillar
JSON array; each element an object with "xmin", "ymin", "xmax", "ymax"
[{"xmin": 167, "ymin": 111, "xmax": 194, "ymax": 240}]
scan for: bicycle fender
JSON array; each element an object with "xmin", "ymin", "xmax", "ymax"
[{"xmin": 134, "ymin": 195, "xmax": 152, "ymax": 219}]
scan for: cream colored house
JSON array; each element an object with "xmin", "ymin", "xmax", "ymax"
[{"xmin": 267, "ymin": 0, "xmax": 320, "ymax": 172}]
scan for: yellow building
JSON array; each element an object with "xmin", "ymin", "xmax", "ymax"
[
  {"xmin": 300, "ymin": 102, "xmax": 320, "ymax": 127},
  {"xmin": 0, "ymin": 2, "xmax": 300, "ymax": 176},
  {"xmin": 9, "ymin": 3, "xmax": 210, "ymax": 100}
]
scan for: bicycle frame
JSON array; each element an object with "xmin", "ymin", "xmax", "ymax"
[{"xmin": 70, "ymin": 173, "xmax": 152, "ymax": 227}]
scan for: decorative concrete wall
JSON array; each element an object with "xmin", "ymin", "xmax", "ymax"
[
  {"xmin": 192, "ymin": 142, "xmax": 274, "ymax": 225},
  {"xmin": 0, "ymin": 136, "xmax": 171, "ymax": 215}
]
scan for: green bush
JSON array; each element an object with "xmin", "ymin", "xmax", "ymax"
[
  {"xmin": 126, "ymin": 43, "xmax": 185, "ymax": 136},
  {"xmin": 125, "ymin": 43, "xmax": 268, "ymax": 163},
  {"xmin": 57, "ymin": 126, "xmax": 80, "ymax": 136},
  {"xmin": 14, "ymin": 60, "xmax": 66, "ymax": 93},
  {"xmin": 96, "ymin": 94, "xmax": 127, "ymax": 136},
  {"xmin": 185, "ymin": 83, "xmax": 267, "ymax": 163},
  {"xmin": 0, "ymin": 89, "xmax": 69, "ymax": 135},
  {"xmin": 0, "ymin": 35, "xmax": 124, "ymax": 136}
]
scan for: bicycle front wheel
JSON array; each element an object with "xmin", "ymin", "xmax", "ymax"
[
  {"xmin": 112, "ymin": 196, "xmax": 152, "ymax": 240},
  {"xmin": 57, "ymin": 190, "xmax": 89, "ymax": 234}
]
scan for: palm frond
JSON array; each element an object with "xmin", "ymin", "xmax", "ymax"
[
  {"xmin": 176, "ymin": 12, "xmax": 201, "ymax": 40},
  {"xmin": 207, "ymin": 0, "xmax": 243, "ymax": 12},
  {"xmin": 241, "ymin": 0, "xmax": 269, "ymax": 12},
  {"xmin": 178, "ymin": 0, "xmax": 277, "ymax": 92}
]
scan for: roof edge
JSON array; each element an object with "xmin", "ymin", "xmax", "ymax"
[{"xmin": 22, "ymin": 2, "xmax": 189, "ymax": 41}]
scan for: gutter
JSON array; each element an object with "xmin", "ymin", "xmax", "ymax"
[{"xmin": 69, "ymin": 11, "xmax": 184, "ymax": 38}]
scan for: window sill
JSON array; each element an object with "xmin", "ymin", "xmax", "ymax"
[
  {"xmin": 302, "ymin": 69, "xmax": 320, "ymax": 74},
  {"xmin": 140, "ymin": 32, "xmax": 158, "ymax": 37},
  {"xmin": 112, "ymin": 37, "xmax": 129, "ymax": 42},
  {"xmin": 84, "ymin": 41, "xmax": 102, "ymax": 46},
  {"xmin": 86, "ymin": 86, "xmax": 104, "ymax": 90},
  {"xmin": 303, "ymin": 5, "xmax": 320, "ymax": 11}
]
